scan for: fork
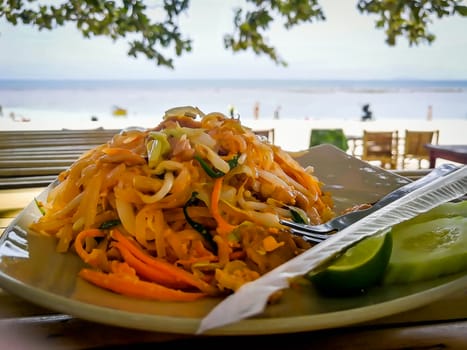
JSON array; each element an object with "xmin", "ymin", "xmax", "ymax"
[{"xmin": 280, "ymin": 163, "xmax": 461, "ymax": 243}]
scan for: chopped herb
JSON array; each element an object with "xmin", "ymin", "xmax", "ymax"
[
  {"xmin": 34, "ymin": 198, "xmax": 45, "ymax": 216},
  {"xmin": 183, "ymin": 192, "xmax": 216, "ymax": 251},
  {"xmin": 194, "ymin": 155, "xmax": 225, "ymax": 178},
  {"xmin": 147, "ymin": 132, "xmax": 171, "ymax": 168},
  {"xmin": 99, "ymin": 219, "xmax": 121, "ymax": 229},
  {"xmin": 194, "ymin": 153, "xmax": 241, "ymax": 178},
  {"xmin": 290, "ymin": 208, "xmax": 307, "ymax": 224},
  {"xmin": 227, "ymin": 153, "xmax": 240, "ymax": 169}
]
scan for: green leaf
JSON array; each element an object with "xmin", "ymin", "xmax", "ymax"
[{"xmin": 455, "ymin": 5, "xmax": 467, "ymax": 16}]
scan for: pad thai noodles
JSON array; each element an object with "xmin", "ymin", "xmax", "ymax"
[{"xmin": 30, "ymin": 106, "xmax": 335, "ymax": 301}]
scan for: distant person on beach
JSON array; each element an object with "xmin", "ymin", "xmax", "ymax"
[
  {"xmin": 228, "ymin": 104, "xmax": 235, "ymax": 118},
  {"xmin": 0, "ymin": 105, "xmax": 3, "ymax": 117},
  {"xmin": 9, "ymin": 111, "xmax": 30, "ymax": 122},
  {"xmin": 361, "ymin": 104, "xmax": 373, "ymax": 121},
  {"xmin": 274, "ymin": 105, "xmax": 281, "ymax": 119},
  {"xmin": 253, "ymin": 101, "xmax": 260, "ymax": 119},
  {"xmin": 427, "ymin": 105, "xmax": 433, "ymax": 121}
]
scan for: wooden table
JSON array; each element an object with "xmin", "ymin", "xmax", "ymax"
[
  {"xmin": 425, "ymin": 144, "xmax": 467, "ymax": 168},
  {"xmin": 1, "ymin": 187, "xmax": 467, "ymax": 349}
]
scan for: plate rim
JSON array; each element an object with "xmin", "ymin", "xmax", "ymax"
[
  {"xmin": 0, "ymin": 144, "xmax": 463, "ymax": 335},
  {"xmin": 0, "ymin": 261, "xmax": 465, "ymax": 335}
]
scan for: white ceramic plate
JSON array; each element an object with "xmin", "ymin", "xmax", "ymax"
[{"xmin": 1, "ymin": 144, "xmax": 466, "ymax": 335}]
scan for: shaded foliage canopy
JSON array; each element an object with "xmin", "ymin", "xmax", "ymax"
[{"xmin": 1, "ymin": 0, "xmax": 466, "ymax": 68}]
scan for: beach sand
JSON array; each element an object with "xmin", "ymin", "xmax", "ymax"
[
  {"xmin": 1, "ymin": 114, "xmax": 465, "ymax": 169},
  {"xmin": 245, "ymin": 118, "xmax": 466, "ymax": 151}
]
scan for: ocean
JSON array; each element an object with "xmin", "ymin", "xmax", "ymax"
[{"xmin": 1, "ymin": 79, "xmax": 467, "ymax": 131}]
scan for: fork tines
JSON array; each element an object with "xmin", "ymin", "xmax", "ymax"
[{"xmin": 279, "ymin": 220, "xmax": 331, "ymax": 243}]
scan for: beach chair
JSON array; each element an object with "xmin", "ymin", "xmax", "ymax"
[
  {"xmin": 402, "ymin": 130, "xmax": 439, "ymax": 169},
  {"xmin": 309, "ymin": 128, "xmax": 348, "ymax": 151},
  {"xmin": 361, "ymin": 130, "xmax": 399, "ymax": 169}
]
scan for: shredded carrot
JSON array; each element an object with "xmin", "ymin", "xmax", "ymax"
[
  {"xmin": 211, "ymin": 177, "xmax": 236, "ymax": 235},
  {"xmin": 111, "ymin": 229, "xmax": 218, "ymax": 295},
  {"xmin": 112, "ymin": 241, "xmax": 191, "ymax": 289},
  {"xmin": 79, "ymin": 268, "xmax": 206, "ymax": 302}
]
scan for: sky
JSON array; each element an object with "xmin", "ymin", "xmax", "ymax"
[{"xmin": 0, "ymin": 0, "xmax": 467, "ymax": 80}]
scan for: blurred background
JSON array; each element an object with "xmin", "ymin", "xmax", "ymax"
[{"xmin": 0, "ymin": 0, "xmax": 466, "ymax": 159}]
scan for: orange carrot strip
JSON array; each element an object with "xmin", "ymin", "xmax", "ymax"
[
  {"xmin": 79, "ymin": 268, "xmax": 206, "ymax": 302},
  {"xmin": 111, "ymin": 230, "xmax": 218, "ymax": 295},
  {"xmin": 112, "ymin": 241, "xmax": 191, "ymax": 289},
  {"xmin": 211, "ymin": 177, "xmax": 236, "ymax": 235},
  {"xmin": 74, "ymin": 229, "xmax": 106, "ymax": 267}
]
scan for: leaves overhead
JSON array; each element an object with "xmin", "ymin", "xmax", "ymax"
[
  {"xmin": 357, "ymin": 0, "xmax": 467, "ymax": 46},
  {"xmin": 0, "ymin": 0, "xmax": 193, "ymax": 68},
  {"xmin": 224, "ymin": 0, "xmax": 326, "ymax": 66},
  {"xmin": 1, "ymin": 0, "xmax": 466, "ymax": 68}
]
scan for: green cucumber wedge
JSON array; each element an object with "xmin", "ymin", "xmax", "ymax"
[
  {"xmin": 383, "ymin": 206, "xmax": 467, "ymax": 285},
  {"xmin": 395, "ymin": 200, "xmax": 467, "ymax": 227}
]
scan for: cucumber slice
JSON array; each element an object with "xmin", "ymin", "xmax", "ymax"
[
  {"xmin": 383, "ymin": 215, "xmax": 467, "ymax": 285},
  {"xmin": 396, "ymin": 200, "xmax": 467, "ymax": 227}
]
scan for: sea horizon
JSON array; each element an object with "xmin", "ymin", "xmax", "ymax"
[
  {"xmin": 1, "ymin": 78, "xmax": 467, "ymax": 90},
  {"xmin": 1, "ymin": 78, "xmax": 466, "ymax": 128}
]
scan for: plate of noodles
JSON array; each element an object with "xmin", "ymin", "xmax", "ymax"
[{"xmin": 1, "ymin": 106, "xmax": 466, "ymax": 335}]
